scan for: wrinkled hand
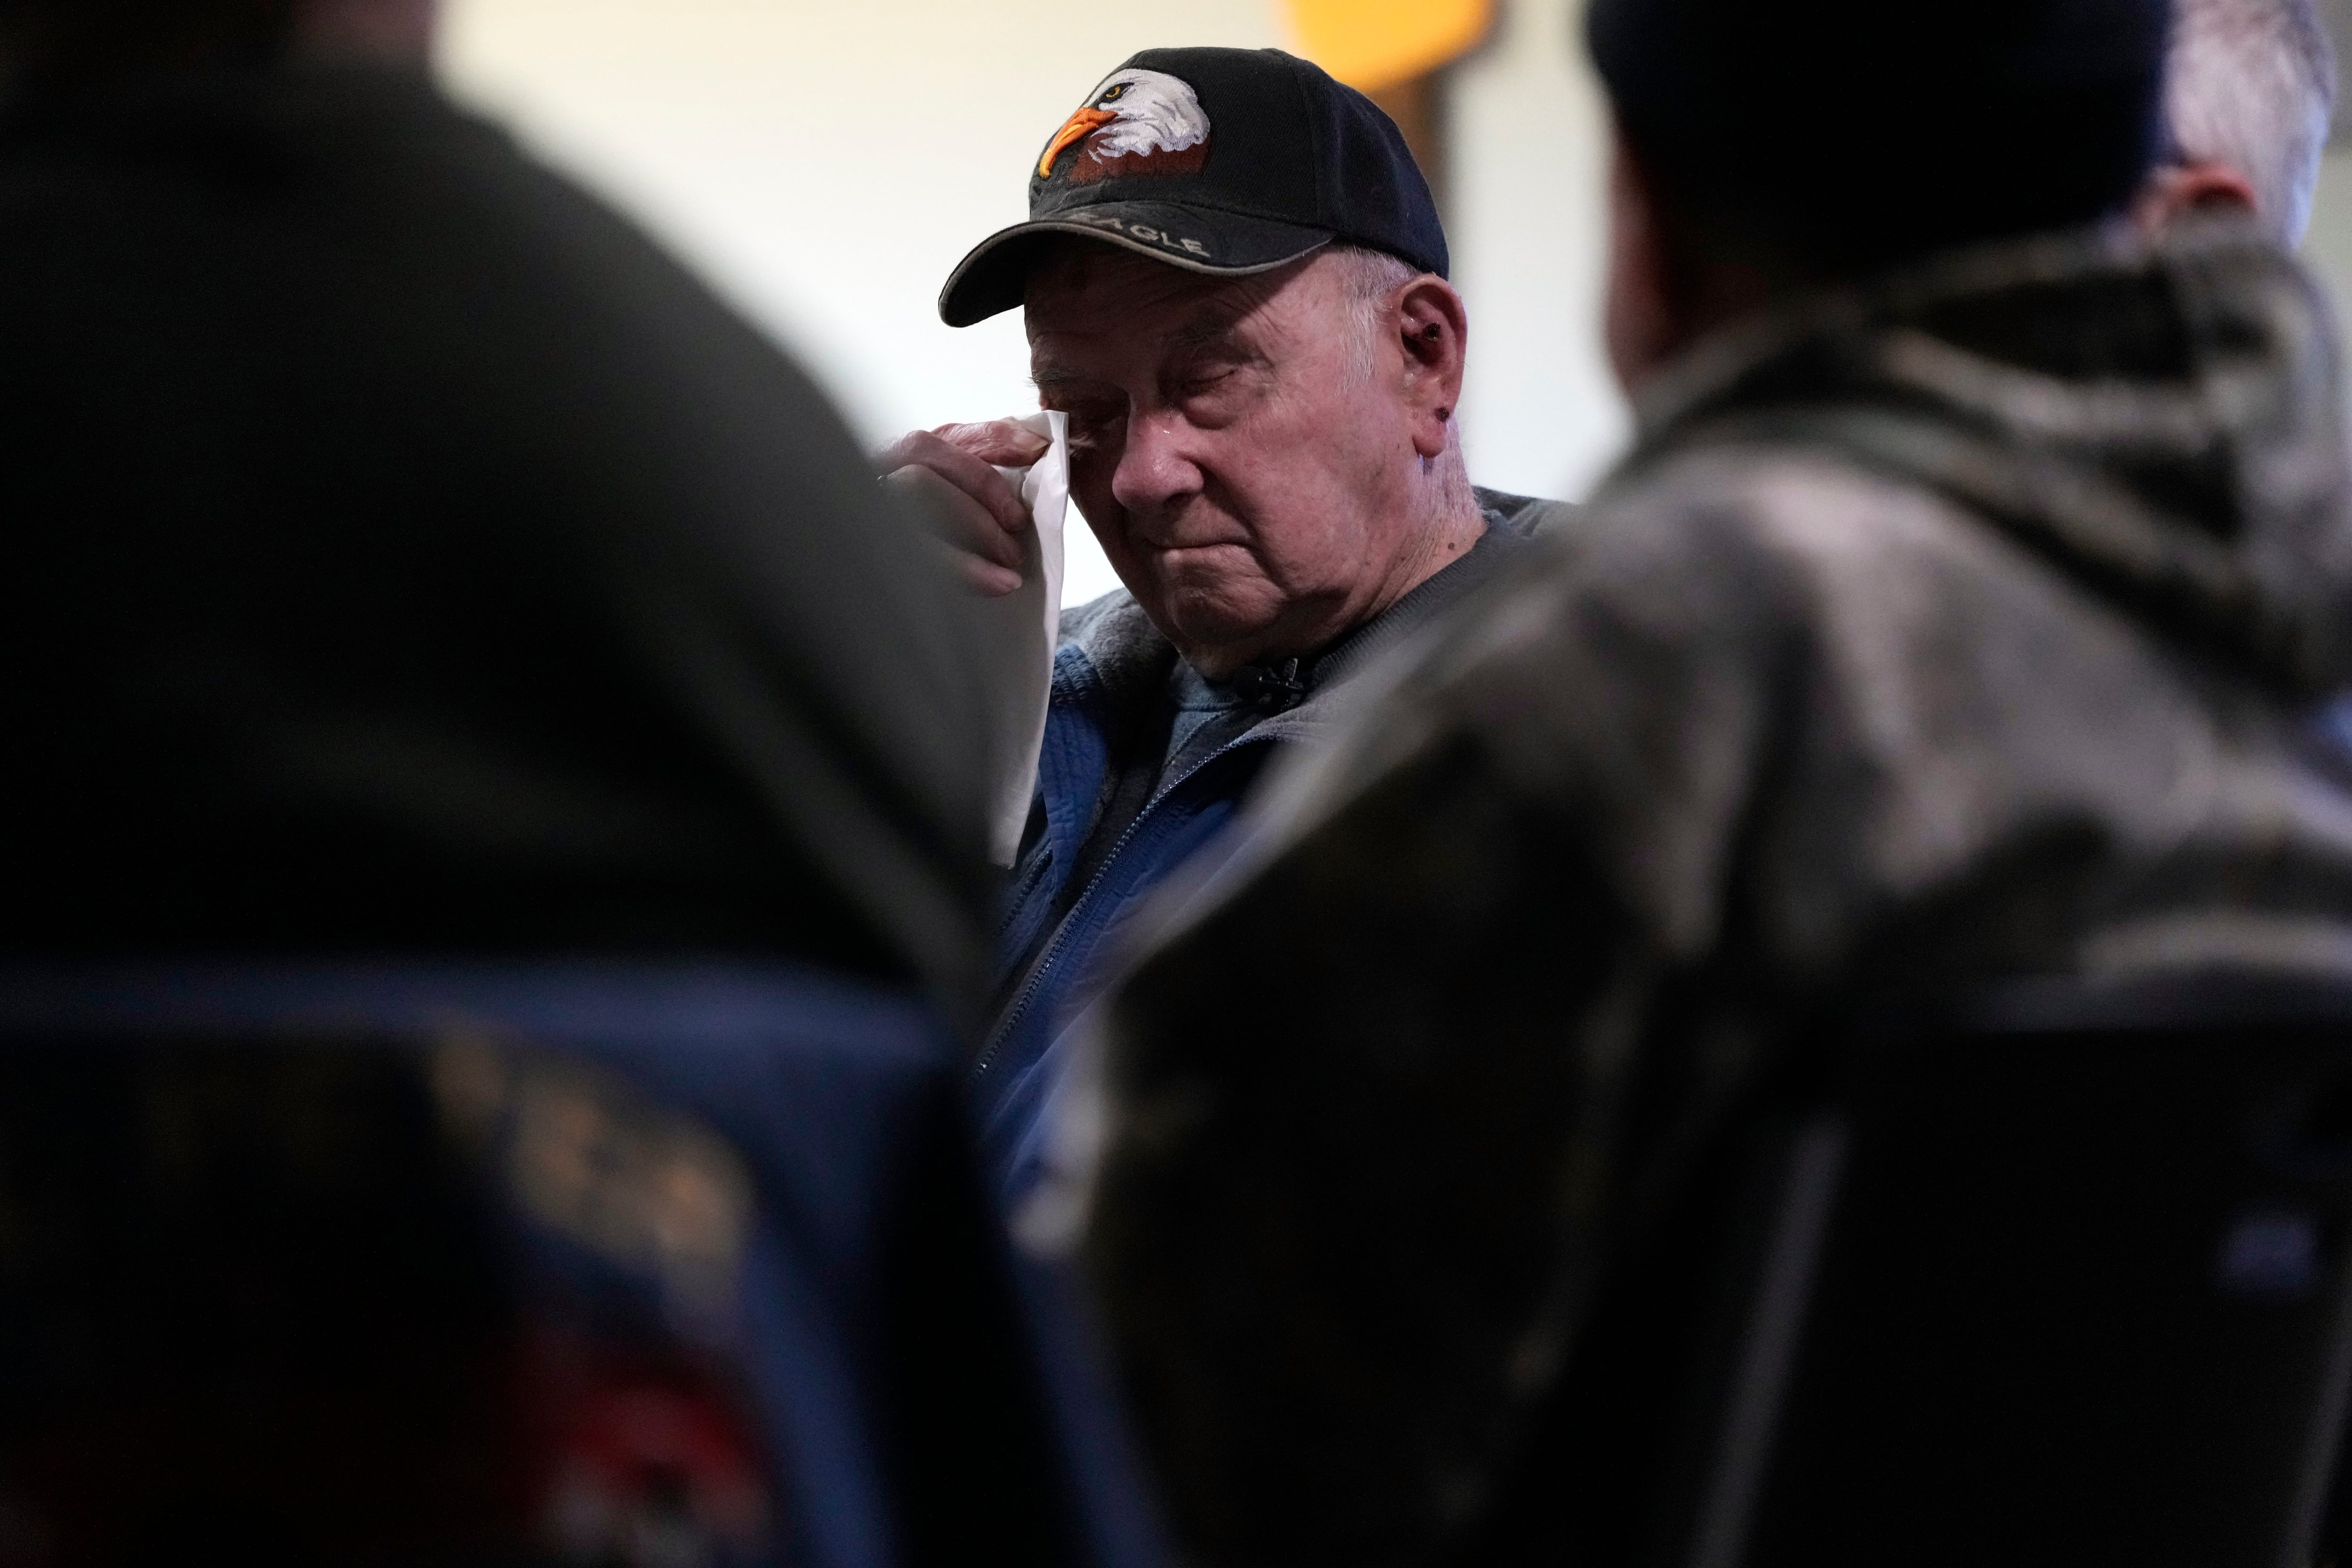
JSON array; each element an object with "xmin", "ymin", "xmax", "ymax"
[{"xmin": 877, "ymin": 420, "xmax": 1050, "ymax": 597}]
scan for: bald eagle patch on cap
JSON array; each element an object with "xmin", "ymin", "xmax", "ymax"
[
  {"xmin": 1038, "ymin": 68, "xmax": 1211, "ymax": 183},
  {"xmin": 940, "ymin": 47, "xmax": 1447, "ymax": 328}
]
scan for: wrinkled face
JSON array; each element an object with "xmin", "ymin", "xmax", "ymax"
[{"xmin": 1025, "ymin": 245, "xmax": 1422, "ymax": 673}]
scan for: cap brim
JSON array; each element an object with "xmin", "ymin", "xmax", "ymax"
[{"xmin": 937, "ymin": 202, "xmax": 1334, "ymax": 327}]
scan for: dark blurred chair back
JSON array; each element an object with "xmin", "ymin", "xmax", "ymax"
[
  {"xmin": 1482, "ymin": 972, "xmax": 2352, "ymax": 1568},
  {"xmin": 0, "ymin": 964, "xmax": 1143, "ymax": 1568}
]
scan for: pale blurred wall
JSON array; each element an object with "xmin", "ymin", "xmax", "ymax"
[
  {"xmin": 2314, "ymin": 0, "xmax": 2352, "ymax": 378},
  {"xmin": 2300, "ymin": 155, "xmax": 2352, "ymax": 342},
  {"xmin": 1447, "ymin": 0, "xmax": 1627, "ymax": 503},
  {"xmin": 438, "ymin": 0, "xmax": 1626, "ymax": 604},
  {"xmin": 2295, "ymin": 5, "xmax": 2352, "ymax": 414}
]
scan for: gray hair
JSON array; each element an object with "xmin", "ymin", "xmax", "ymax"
[
  {"xmin": 2163, "ymin": 0, "xmax": 2338, "ymax": 244},
  {"xmin": 1324, "ymin": 243, "xmax": 1422, "ymax": 382},
  {"xmin": 1320, "ymin": 242, "xmax": 1475, "ymax": 520}
]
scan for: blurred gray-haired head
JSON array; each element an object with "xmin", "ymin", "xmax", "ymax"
[{"xmin": 2163, "ymin": 0, "xmax": 2338, "ymax": 242}]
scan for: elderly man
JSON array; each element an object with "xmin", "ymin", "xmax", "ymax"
[
  {"xmin": 2141, "ymin": 0, "xmax": 2352, "ymax": 810},
  {"xmin": 2137, "ymin": 0, "xmax": 2336, "ymax": 240},
  {"xmin": 2135, "ymin": 0, "xmax": 2352, "ymax": 778},
  {"xmin": 1073, "ymin": 0, "xmax": 2352, "ymax": 1564},
  {"xmin": 880, "ymin": 46, "xmax": 1570, "ymax": 1200}
]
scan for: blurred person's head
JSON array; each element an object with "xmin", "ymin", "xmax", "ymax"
[
  {"xmin": 1590, "ymin": 0, "xmax": 2174, "ymax": 390},
  {"xmin": 2135, "ymin": 0, "xmax": 2336, "ymax": 243},
  {"xmin": 0, "ymin": 0, "xmax": 433, "ymax": 93},
  {"xmin": 939, "ymin": 48, "xmax": 1479, "ymax": 677}
]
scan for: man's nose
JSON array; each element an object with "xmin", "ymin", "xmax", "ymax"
[{"xmin": 1109, "ymin": 409, "xmax": 1203, "ymax": 518}]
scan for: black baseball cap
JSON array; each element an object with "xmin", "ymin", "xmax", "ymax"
[{"xmin": 938, "ymin": 47, "xmax": 1447, "ymax": 328}]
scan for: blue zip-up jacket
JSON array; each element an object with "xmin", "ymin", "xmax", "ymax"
[{"xmin": 973, "ymin": 490, "xmax": 1575, "ymax": 1203}]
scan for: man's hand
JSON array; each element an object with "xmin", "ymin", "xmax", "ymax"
[{"xmin": 878, "ymin": 420, "xmax": 1051, "ymax": 597}]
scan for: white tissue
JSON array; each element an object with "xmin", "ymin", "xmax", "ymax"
[{"xmin": 981, "ymin": 409, "xmax": 1070, "ymax": 866}]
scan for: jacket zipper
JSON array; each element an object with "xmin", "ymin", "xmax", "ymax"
[{"xmin": 974, "ymin": 736, "xmax": 1267, "ymax": 1081}]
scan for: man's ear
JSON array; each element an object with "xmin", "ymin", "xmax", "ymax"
[
  {"xmin": 1394, "ymin": 277, "xmax": 1469, "ymax": 461},
  {"xmin": 2132, "ymin": 159, "xmax": 2261, "ymax": 238}
]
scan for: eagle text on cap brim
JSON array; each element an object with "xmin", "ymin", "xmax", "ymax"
[{"xmin": 1065, "ymin": 209, "xmax": 1212, "ymax": 259}]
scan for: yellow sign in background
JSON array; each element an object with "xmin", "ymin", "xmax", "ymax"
[{"xmin": 1284, "ymin": 0, "xmax": 1496, "ymax": 92}]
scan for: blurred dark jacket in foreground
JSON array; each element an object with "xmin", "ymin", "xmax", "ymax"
[
  {"xmin": 0, "ymin": 62, "xmax": 993, "ymax": 1001},
  {"xmin": 1079, "ymin": 223, "xmax": 2352, "ymax": 1565}
]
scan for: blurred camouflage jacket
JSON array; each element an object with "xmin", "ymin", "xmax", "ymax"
[{"xmin": 1074, "ymin": 224, "xmax": 2352, "ymax": 1568}]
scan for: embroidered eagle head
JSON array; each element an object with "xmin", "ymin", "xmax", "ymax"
[{"xmin": 1036, "ymin": 68, "xmax": 1212, "ymax": 183}]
